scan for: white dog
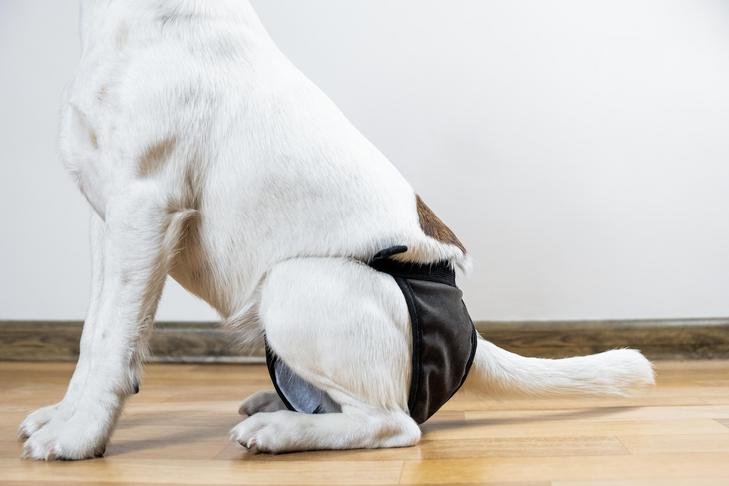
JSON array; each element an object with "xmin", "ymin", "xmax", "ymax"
[{"xmin": 19, "ymin": 0, "xmax": 654, "ymax": 460}]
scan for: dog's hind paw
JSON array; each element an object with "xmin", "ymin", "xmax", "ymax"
[
  {"xmin": 238, "ymin": 390, "xmax": 286, "ymax": 416},
  {"xmin": 230, "ymin": 413, "xmax": 286, "ymax": 453}
]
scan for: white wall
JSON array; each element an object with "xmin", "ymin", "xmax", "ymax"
[{"xmin": 1, "ymin": 0, "xmax": 728, "ymax": 322}]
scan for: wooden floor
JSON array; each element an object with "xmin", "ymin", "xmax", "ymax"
[{"xmin": 1, "ymin": 361, "xmax": 729, "ymax": 485}]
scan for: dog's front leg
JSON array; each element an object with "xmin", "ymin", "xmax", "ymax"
[
  {"xmin": 20, "ymin": 185, "xmax": 186, "ymax": 460},
  {"xmin": 18, "ymin": 211, "xmax": 108, "ymax": 441}
]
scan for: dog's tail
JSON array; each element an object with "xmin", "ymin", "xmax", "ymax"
[{"xmin": 461, "ymin": 336, "xmax": 655, "ymax": 398}]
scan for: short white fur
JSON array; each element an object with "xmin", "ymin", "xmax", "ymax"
[{"xmin": 19, "ymin": 0, "xmax": 654, "ymax": 460}]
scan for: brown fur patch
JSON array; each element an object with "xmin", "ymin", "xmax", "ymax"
[
  {"xmin": 416, "ymin": 194, "xmax": 466, "ymax": 253},
  {"xmin": 88, "ymin": 130, "xmax": 98, "ymax": 150},
  {"xmin": 139, "ymin": 137, "xmax": 176, "ymax": 177},
  {"xmin": 96, "ymin": 85, "xmax": 109, "ymax": 103}
]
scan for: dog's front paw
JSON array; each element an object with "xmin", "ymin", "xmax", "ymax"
[
  {"xmin": 21, "ymin": 414, "xmax": 109, "ymax": 461},
  {"xmin": 18, "ymin": 404, "xmax": 59, "ymax": 440}
]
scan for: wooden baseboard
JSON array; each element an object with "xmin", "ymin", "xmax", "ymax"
[{"xmin": 1, "ymin": 318, "xmax": 727, "ymax": 363}]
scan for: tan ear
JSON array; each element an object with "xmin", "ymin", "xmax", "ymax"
[{"xmin": 416, "ymin": 195, "xmax": 466, "ymax": 253}]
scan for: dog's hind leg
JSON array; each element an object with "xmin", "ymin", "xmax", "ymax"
[
  {"xmin": 229, "ymin": 257, "xmax": 421, "ymax": 453},
  {"xmin": 231, "ymin": 408, "xmax": 419, "ymax": 453},
  {"xmin": 20, "ymin": 184, "xmax": 194, "ymax": 460}
]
